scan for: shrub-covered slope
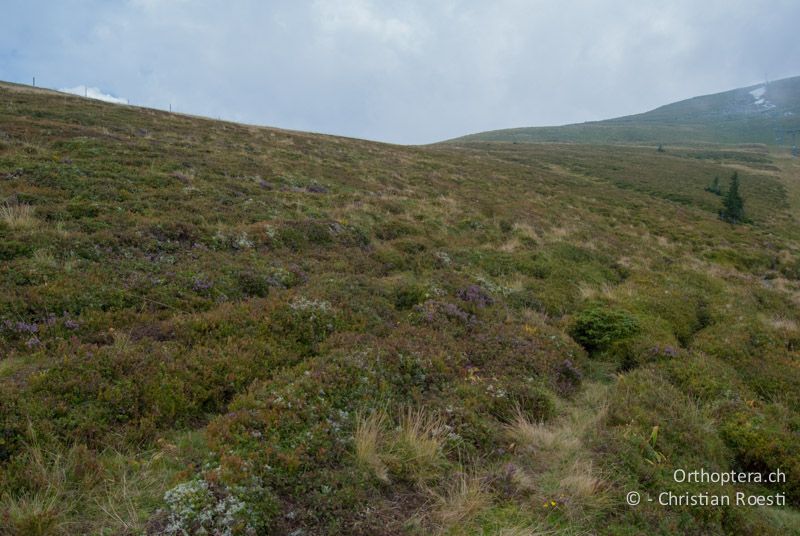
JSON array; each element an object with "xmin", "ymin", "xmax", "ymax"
[{"xmin": 1, "ymin": 82, "xmax": 799, "ymax": 535}]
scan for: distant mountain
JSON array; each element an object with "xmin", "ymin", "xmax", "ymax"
[{"xmin": 449, "ymin": 75, "xmax": 800, "ymax": 145}]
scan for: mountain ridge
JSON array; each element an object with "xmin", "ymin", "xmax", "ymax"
[{"xmin": 449, "ymin": 75, "xmax": 800, "ymax": 146}]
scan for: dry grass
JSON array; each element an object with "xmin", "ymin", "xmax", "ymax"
[
  {"xmin": 433, "ymin": 195, "xmax": 461, "ymax": 219},
  {"xmin": 499, "ymin": 237, "xmax": 522, "ymax": 252},
  {"xmin": 0, "ymin": 491, "xmax": 69, "ymax": 536},
  {"xmin": 354, "ymin": 410, "xmax": 389, "ymax": 482},
  {"xmin": 32, "ymin": 249, "xmax": 58, "ymax": 269},
  {"xmin": 354, "ymin": 408, "xmax": 447, "ymax": 484},
  {"xmin": 577, "ymin": 282, "xmax": 598, "ymax": 300},
  {"xmin": 512, "ymin": 222, "xmax": 541, "ymax": 242},
  {"xmin": 551, "ymin": 460, "xmax": 612, "ymax": 524},
  {"xmin": 88, "ymin": 450, "xmax": 166, "ymax": 535},
  {"xmin": 505, "ymin": 410, "xmax": 580, "ymax": 460},
  {"xmin": 374, "ymin": 408, "xmax": 449, "ymax": 485},
  {"xmin": 432, "ymin": 472, "xmax": 490, "ymax": 530},
  {"xmin": 0, "ymin": 442, "xmax": 77, "ymax": 536},
  {"xmin": 395, "ymin": 408, "xmax": 446, "ymax": 467},
  {"xmin": 505, "ymin": 463, "xmax": 537, "ymax": 493},
  {"xmin": 764, "ymin": 315, "xmax": 799, "ymax": 333},
  {"xmin": 0, "ymin": 427, "xmax": 185, "ymax": 535},
  {"xmin": 546, "ymin": 225, "xmax": 573, "ymax": 239},
  {"xmin": 502, "ymin": 384, "xmax": 611, "ymax": 525},
  {"xmin": 0, "ymin": 202, "xmax": 36, "ymax": 228},
  {"xmin": 766, "ymin": 276, "xmax": 800, "ymax": 307},
  {"xmin": 557, "ymin": 460, "xmax": 606, "ymax": 502}
]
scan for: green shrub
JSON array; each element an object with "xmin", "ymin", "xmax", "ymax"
[
  {"xmin": 268, "ymin": 297, "xmax": 337, "ymax": 355},
  {"xmin": 276, "ymin": 220, "xmax": 333, "ymax": 251},
  {"xmin": 237, "ymin": 270, "xmax": 270, "ymax": 298},
  {"xmin": 374, "ymin": 220, "xmax": 415, "ymax": 240},
  {"xmin": 0, "ymin": 240, "xmax": 33, "ymax": 260},
  {"xmin": 487, "ymin": 379, "xmax": 556, "ymax": 422},
  {"xmin": 570, "ymin": 306, "xmax": 639, "ymax": 353},
  {"xmin": 719, "ymin": 404, "xmax": 800, "ymax": 505},
  {"xmin": 659, "ymin": 353, "xmax": 745, "ymax": 402},
  {"xmin": 393, "ymin": 283, "xmax": 427, "ymax": 310},
  {"xmin": 66, "ymin": 200, "xmax": 100, "ymax": 219}
]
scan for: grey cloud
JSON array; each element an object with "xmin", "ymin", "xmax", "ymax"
[{"xmin": 1, "ymin": 0, "xmax": 798, "ymax": 143}]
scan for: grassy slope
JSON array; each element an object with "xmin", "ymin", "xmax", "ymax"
[
  {"xmin": 1, "ymin": 81, "xmax": 799, "ymax": 535},
  {"xmin": 451, "ymin": 75, "xmax": 800, "ymax": 145}
]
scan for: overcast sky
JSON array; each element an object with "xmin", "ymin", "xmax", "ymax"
[{"xmin": 2, "ymin": 0, "xmax": 799, "ymax": 144}]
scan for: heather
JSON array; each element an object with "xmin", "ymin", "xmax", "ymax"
[{"xmin": 1, "ymin": 82, "xmax": 799, "ymax": 535}]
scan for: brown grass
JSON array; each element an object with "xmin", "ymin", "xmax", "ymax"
[
  {"xmin": 0, "ymin": 202, "xmax": 36, "ymax": 228},
  {"xmin": 505, "ymin": 409, "xmax": 580, "ymax": 460},
  {"xmin": 432, "ymin": 472, "xmax": 489, "ymax": 530},
  {"xmin": 558, "ymin": 460, "xmax": 607, "ymax": 503},
  {"xmin": 354, "ymin": 410, "xmax": 389, "ymax": 482},
  {"xmin": 396, "ymin": 408, "xmax": 446, "ymax": 464}
]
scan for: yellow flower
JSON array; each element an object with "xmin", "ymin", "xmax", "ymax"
[{"xmin": 523, "ymin": 324, "xmax": 537, "ymax": 335}]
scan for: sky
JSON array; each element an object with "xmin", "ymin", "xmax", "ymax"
[{"xmin": 1, "ymin": 0, "xmax": 799, "ymax": 144}]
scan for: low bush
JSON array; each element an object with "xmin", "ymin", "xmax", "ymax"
[
  {"xmin": 719, "ymin": 403, "xmax": 800, "ymax": 505},
  {"xmin": 393, "ymin": 283, "xmax": 427, "ymax": 310},
  {"xmin": 570, "ymin": 305, "xmax": 639, "ymax": 354},
  {"xmin": 268, "ymin": 297, "xmax": 338, "ymax": 355}
]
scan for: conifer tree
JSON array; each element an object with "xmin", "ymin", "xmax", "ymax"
[
  {"xmin": 705, "ymin": 176, "xmax": 721, "ymax": 195},
  {"xmin": 720, "ymin": 172, "xmax": 745, "ymax": 223}
]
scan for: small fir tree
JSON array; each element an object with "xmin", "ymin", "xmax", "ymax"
[
  {"xmin": 720, "ymin": 172, "xmax": 745, "ymax": 223},
  {"xmin": 705, "ymin": 176, "xmax": 722, "ymax": 195}
]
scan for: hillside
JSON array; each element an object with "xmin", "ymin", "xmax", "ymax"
[
  {"xmin": 451, "ymin": 75, "xmax": 800, "ymax": 145},
  {"xmin": 1, "ymin": 81, "xmax": 800, "ymax": 535}
]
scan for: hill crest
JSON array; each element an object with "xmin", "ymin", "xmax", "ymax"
[{"xmin": 450, "ymin": 75, "xmax": 800, "ymax": 145}]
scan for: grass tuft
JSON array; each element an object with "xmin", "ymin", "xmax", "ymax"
[
  {"xmin": 505, "ymin": 408, "xmax": 579, "ymax": 460},
  {"xmin": 0, "ymin": 202, "xmax": 35, "ymax": 228},
  {"xmin": 432, "ymin": 471, "xmax": 490, "ymax": 531},
  {"xmin": 0, "ymin": 491, "xmax": 68, "ymax": 536},
  {"xmin": 390, "ymin": 408, "xmax": 448, "ymax": 483},
  {"xmin": 354, "ymin": 410, "xmax": 389, "ymax": 483}
]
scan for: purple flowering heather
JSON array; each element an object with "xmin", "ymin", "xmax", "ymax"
[
  {"xmin": 15, "ymin": 321, "xmax": 39, "ymax": 334},
  {"xmin": 193, "ymin": 278, "xmax": 214, "ymax": 292},
  {"xmin": 456, "ymin": 285, "xmax": 494, "ymax": 308},
  {"xmin": 306, "ymin": 184, "xmax": 329, "ymax": 193},
  {"xmin": 416, "ymin": 300, "xmax": 479, "ymax": 327},
  {"xmin": 651, "ymin": 345, "xmax": 679, "ymax": 358}
]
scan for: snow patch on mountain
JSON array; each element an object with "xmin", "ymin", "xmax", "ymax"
[{"xmin": 748, "ymin": 86, "xmax": 775, "ymax": 110}]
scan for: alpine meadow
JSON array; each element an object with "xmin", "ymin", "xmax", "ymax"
[{"xmin": 1, "ymin": 74, "xmax": 799, "ymax": 536}]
